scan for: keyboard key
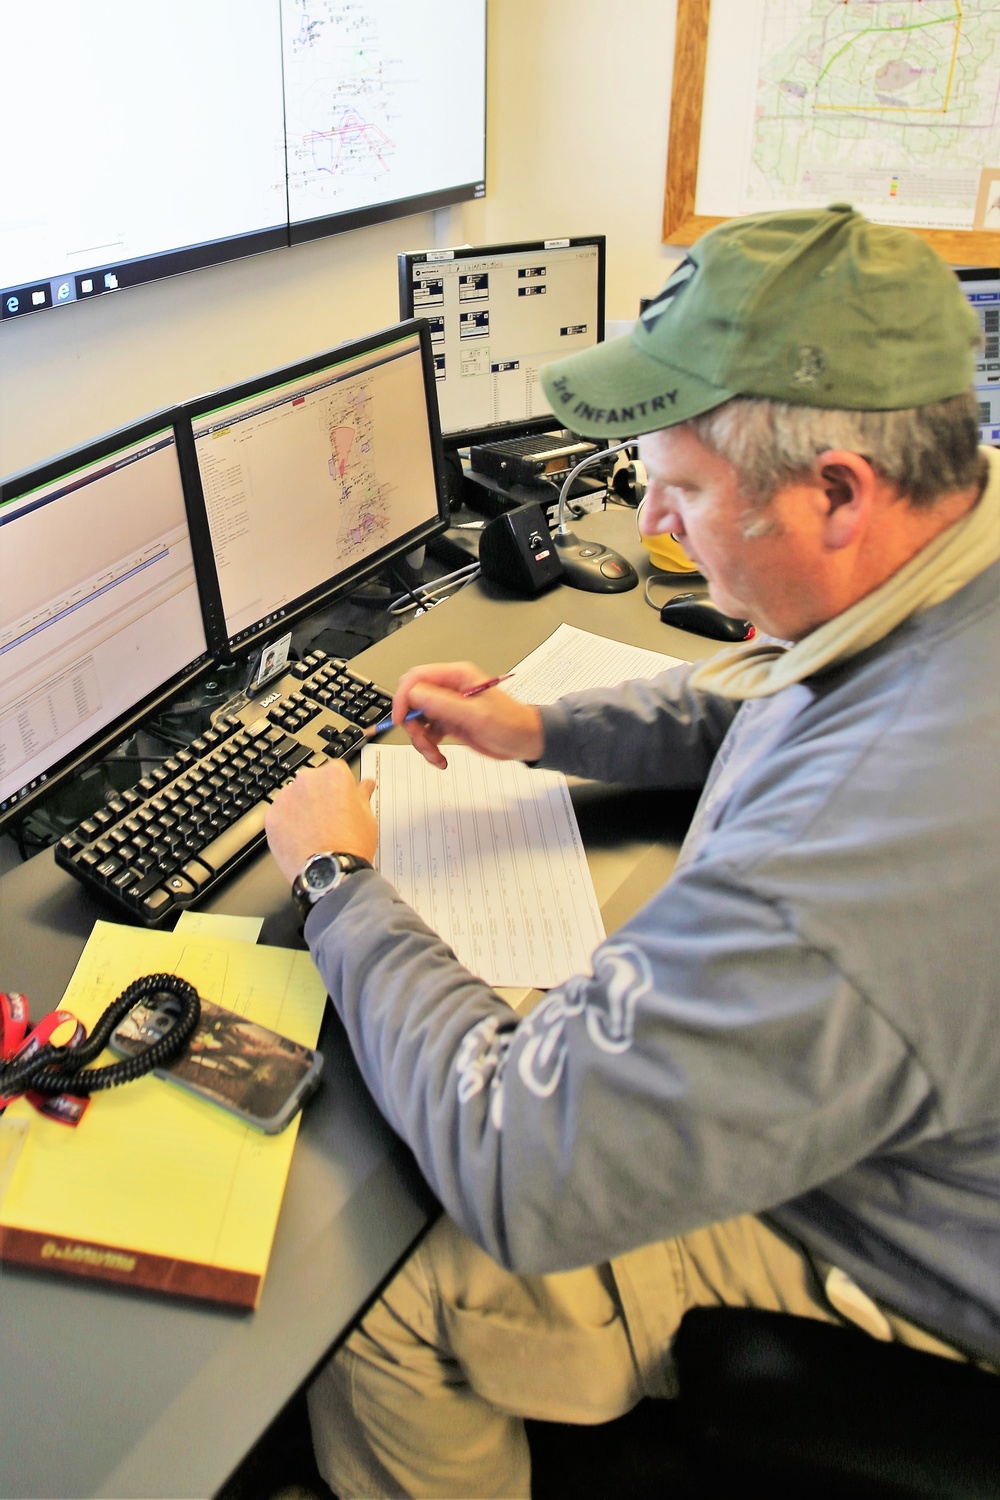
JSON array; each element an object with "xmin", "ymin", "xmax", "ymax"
[
  {"xmin": 139, "ymin": 888, "xmax": 174, "ymax": 920},
  {"xmin": 181, "ymin": 859, "xmax": 213, "ymax": 890},
  {"xmin": 281, "ymin": 742, "xmax": 316, "ymax": 772},
  {"xmin": 194, "ymin": 802, "xmax": 270, "ymax": 874}
]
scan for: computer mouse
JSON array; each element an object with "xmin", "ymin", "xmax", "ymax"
[{"xmin": 659, "ymin": 591, "xmax": 755, "ymax": 642}]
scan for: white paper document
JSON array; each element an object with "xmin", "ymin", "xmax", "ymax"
[
  {"xmin": 362, "ymin": 744, "xmax": 605, "ymax": 989},
  {"xmin": 504, "ymin": 623, "xmax": 684, "ymax": 703}
]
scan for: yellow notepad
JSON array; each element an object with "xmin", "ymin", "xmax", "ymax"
[{"xmin": 0, "ymin": 920, "xmax": 327, "ymax": 1309}]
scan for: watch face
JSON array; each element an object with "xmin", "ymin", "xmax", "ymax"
[{"xmin": 304, "ymin": 854, "xmax": 341, "ymax": 893}]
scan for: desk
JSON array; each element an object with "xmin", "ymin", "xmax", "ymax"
[{"xmin": 0, "ymin": 508, "xmax": 719, "ymax": 1499}]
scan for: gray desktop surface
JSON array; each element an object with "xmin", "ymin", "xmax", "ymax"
[{"xmin": 0, "ymin": 508, "xmax": 714, "ymax": 1498}]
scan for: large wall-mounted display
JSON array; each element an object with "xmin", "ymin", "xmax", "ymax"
[{"xmin": 0, "ymin": 0, "xmax": 487, "ymax": 323}]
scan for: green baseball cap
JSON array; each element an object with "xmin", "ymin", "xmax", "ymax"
[{"xmin": 540, "ymin": 205, "xmax": 980, "ymax": 439}]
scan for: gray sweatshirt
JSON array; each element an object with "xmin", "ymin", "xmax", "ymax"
[{"xmin": 306, "ymin": 555, "xmax": 1000, "ymax": 1363}]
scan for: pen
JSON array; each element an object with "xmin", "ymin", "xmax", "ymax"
[{"xmin": 364, "ymin": 673, "xmax": 515, "ymax": 738}]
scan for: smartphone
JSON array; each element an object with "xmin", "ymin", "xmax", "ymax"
[{"xmin": 110, "ymin": 995, "xmax": 323, "ymax": 1133}]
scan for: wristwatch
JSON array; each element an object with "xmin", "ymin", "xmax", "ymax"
[{"xmin": 291, "ymin": 851, "xmax": 372, "ymax": 921}]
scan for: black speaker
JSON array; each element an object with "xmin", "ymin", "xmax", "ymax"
[{"xmin": 477, "ymin": 502, "xmax": 564, "ymax": 597}]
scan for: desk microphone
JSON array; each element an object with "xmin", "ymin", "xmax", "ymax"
[{"xmin": 553, "ymin": 444, "xmax": 640, "ymax": 593}]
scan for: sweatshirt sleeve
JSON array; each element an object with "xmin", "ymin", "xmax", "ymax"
[
  {"xmin": 305, "ymin": 851, "xmax": 928, "ymax": 1275},
  {"xmin": 535, "ymin": 665, "xmax": 740, "ymax": 787}
]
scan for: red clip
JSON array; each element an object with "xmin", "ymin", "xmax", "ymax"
[{"xmin": 0, "ymin": 993, "xmax": 89, "ymax": 1126}]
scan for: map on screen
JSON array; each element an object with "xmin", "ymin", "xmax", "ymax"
[
  {"xmin": 0, "ymin": 0, "xmax": 486, "ymax": 319},
  {"xmin": 283, "ymin": 0, "xmax": 486, "ymax": 226}
]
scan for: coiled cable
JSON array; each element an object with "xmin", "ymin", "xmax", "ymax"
[{"xmin": 0, "ymin": 973, "xmax": 201, "ymax": 1098}]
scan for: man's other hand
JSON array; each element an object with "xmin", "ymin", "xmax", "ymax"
[
  {"xmin": 265, "ymin": 760, "xmax": 377, "ymax": 883},
  {"xmin": 392, "ymin": 661, "xmax": 544, "ymax": 769}
]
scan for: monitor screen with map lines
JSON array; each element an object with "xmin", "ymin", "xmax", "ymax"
[
  {"xmin": 181, "ymin": 321, "xmax": 447, "ymax": 657},
  {"xmin": 0, "ymin": 0, "xmax": 486, "ymax": 324}
]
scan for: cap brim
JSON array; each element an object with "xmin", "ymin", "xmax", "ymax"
[{"xmin": 540, "ymin": 332, "xmax": 734, "ymax": 439}]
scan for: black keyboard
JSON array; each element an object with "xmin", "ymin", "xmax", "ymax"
[{"xmin": 55, "ymin": 650, "xmax": 392, "ymax": 927}]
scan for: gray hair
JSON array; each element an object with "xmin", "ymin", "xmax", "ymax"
[{"xmin": 687, "ymin": 390, "xmax": 982, "ymax": 509}]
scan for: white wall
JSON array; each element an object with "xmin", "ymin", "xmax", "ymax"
[
  {"xmin": 465, "ymin": 0, "xmax": 682, "ymax": 326},
  {"xmin": 0, "ymin": 0, "xmax": 683, "ymax": 478}
]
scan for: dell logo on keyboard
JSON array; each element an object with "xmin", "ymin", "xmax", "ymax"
[{"xmin": 260, "ymin": 691, "xmax": 282, "ymax": 708}]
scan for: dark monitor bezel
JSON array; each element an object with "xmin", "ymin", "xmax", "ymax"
[
  {"xmin": 956, "ymin": 265, "xmax": 1000, "ymax": 446},
  {"xmin": 397, "ymin": 236, "xmax": 607, "ymax": 450},
  {"xmin": 178, "ymin": 318, "xmax": 450, "ymax": 662},
  {"xmin": 0, "ymin": 410, "xmax": 217, "ymax": 832}
]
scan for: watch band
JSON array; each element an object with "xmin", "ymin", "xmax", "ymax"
[{"xmin": 291, "ymin": 851, "xmax": 372, "ymax": 922}]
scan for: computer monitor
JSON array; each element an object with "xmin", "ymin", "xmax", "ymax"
[
  {"xmin": 181, "ymin": 320, "xmax": 448, "ymax": 658},
  {"xmin": 397, "ymin": 237, "xmax": 606, "ymax": 448},
  {"xmin": 957, "ymin": 268, "xmax": 1000, "ymax": 446},
  {"xmin": 0, "ymin": 1, "xmax": 487, "ymax": 323},
  {"xmin": 0, "ymin": 414, "xmax": 213, "ymax": 829}
]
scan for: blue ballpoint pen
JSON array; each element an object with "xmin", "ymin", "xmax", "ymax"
[{"xmin": 364, "ymin": 673, "xmax": 515, "ymax": 738}]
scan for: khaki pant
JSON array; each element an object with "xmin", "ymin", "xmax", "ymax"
[{"xmin": 308, "ymin": 1213, "xmax": 962, "ymax": 1500}]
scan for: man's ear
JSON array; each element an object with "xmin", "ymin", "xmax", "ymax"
[{"xmin": 814, "ymin": 451, "xmax": 875, "ymax": 549}]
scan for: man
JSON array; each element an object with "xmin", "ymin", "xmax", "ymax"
[{"xmin": 265, "ymin": 205, "xmax": 1000, "ymax": 1498}]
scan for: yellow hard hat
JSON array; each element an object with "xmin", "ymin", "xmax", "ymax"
[{"xmin": 635, "ymin": 497, "xmax": 701, "ymax": 575}]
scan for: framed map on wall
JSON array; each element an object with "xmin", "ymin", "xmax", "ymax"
[{"xmin": 664, "ymin": 0, "xmax": 1000, "ymax": 264}]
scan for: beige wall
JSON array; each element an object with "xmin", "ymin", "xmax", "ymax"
[
  {"xmin": 464, "ymin": 0, "xmax": 682, "ymax": 324},
  {"xmin": 0, "ymin": 0, "xmax": 682, "ymax": 478}
]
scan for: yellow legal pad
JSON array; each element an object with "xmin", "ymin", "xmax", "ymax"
[{"xmin": 0, "ymin": 920, "xmax": 327, "ymax": 1309}]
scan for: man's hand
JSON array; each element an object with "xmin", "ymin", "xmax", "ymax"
[
  {"xmin": 392, "ymin": 661, "xmax": 544, "ymax": 769},
  {"xmin": 265, "ymin": 760, "xmax": 377, "ymax": 883}
]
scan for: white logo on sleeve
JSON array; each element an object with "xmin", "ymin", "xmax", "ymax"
[
  {"xmin": 453, "ymin": 943, "xmax": 652, "ymax": 1125},
  {"xmin": 455, "ymin": 1014, "xmax": 516, "ymax": 1129},
  {"xmin": 517, "ymin": 942, "xmax": 652, "ymax": 1099}
]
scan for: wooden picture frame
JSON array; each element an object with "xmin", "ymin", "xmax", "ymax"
[{"xmin": 663, "ymin": 0, "xmax": 999, "ymax": 266}]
